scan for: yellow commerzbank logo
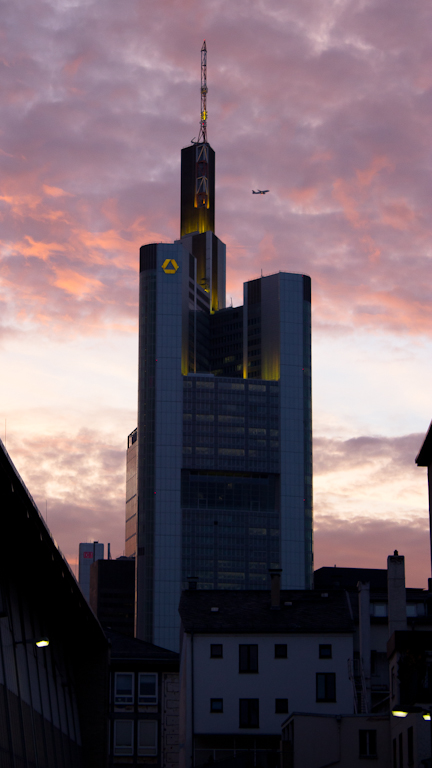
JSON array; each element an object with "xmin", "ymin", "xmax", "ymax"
[{"xmin": 161, "ymin": 259, "xmax": 179, "ymax": 274}]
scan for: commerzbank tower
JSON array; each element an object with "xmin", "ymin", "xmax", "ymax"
[{"xmin": 125, "ymin": 42, "xmax": 313, "ymax": 652}]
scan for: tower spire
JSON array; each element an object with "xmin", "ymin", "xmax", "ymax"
[{"xmin": 197, "ymin": 40, "xmax": 207, "ymax": 144}]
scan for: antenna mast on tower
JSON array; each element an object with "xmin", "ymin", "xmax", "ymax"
[{"xmin": 197, "ymin": 40, "xmax": 208, "ymax": 143}]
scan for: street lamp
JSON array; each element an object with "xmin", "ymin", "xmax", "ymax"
[{"xmin": 14, "ymin": 637, "xmax": 50, "ymax": 648}]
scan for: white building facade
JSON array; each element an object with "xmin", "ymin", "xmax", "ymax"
[{"xmin": 178, "ymin": 584, "xmax": 355, "ymax": 768}]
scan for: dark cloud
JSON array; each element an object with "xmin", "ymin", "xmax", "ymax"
[{"xmin": 314, "ymin": 433, "xmax": 426, "ymax": 476}]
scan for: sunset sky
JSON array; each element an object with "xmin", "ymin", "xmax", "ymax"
[{"xmin": 1, "ymin": 0, "xmax": 431, "ymax": 585}]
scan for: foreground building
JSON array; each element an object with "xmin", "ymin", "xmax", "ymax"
[
  {"xmin": 131, "ymin": 44, "xmax": 312, "ymax": 651},
  {"xmin": 178, "ymin": 574, "xmax": 354, "ymax": 768},
  {"xmin": 0, "ymin": 439, "xmax": 109, "ymax": 768},
  {"xmin": 106, "ymin": 629, "xmax": 179, "ymax": 768}
]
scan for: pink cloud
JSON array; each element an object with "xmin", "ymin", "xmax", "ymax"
[{"xmin": 0, "ymin": 0, "xmax": 430, "ymax": 341}]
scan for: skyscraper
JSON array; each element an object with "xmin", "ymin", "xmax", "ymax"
[{"xmin": 131, "ymin": 43, "xmax": 312, "ymax": 651}]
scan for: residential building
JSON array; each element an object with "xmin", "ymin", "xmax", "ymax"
[
  {"xmin": 106, "ymin": 629, "xmax": 179, "ymax": 768},
  {"xmin": 78, "ymin": 540, "xmax": 104, "ymax": 601},
  {"xmin": 178, "ymin": 574, "xmax": 354, "ymax": 768},
  {"xmin": 315, "ymin": 560, "xmax": 432, "ymax": 716},
  {"xmin": 388, "ymin": 630, "xmax": 432, "ymax": 768},
  {"xmin": 133, "ymin": 49, "xmax": 312, "ymax": 651},
  {"xmin": 0, "ymin": 439, "xmax": 109, "ymax": 767}
]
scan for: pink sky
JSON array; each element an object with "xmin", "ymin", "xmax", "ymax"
[{"xmin": 1, "ymin": 0, "xmax": 431, "ymax": 586}]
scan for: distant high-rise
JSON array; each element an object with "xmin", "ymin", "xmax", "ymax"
[
  {"xmin": 78, "ymin": 541, "xmax": 104, "ymax": 601},
  {"xmin": 131, "ymin": 43, "xmax": 312, "ymax": 651}
]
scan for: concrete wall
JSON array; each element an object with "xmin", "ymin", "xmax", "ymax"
[
  {"xmin": 162, "ymin": 673, "xmax": 179, "ymax": 768},
  {"xmin": 283, "ymin": 713, "xmax": 390, "ymax": 768},
  {"xmin": 178, "ymin": 629, "xmax": 354, "ymax": 760}
]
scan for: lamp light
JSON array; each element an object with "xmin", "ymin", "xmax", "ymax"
[
  {"xmin": 15, "ymin": 636, "xmax": 50, "ymax": 648},
  {"xmin": 423, "ymin": 713, "xmax": 431, "ymax": 721},
  {"xmin": 392, "ymin": 710, "xmax": 409, "ymax": 718}
]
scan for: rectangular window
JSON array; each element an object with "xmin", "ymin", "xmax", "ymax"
[
  {"xmin": 115, "ymin": 673, "xmax": 134, "ymax": 705},
  {"xmin": 316, "ymin": 673, "xmax": 336, "ymax": 702},
  {"xmin": 319, "ymin": 644, "xmax": 332, "ymax": 659},
  {"xmin": 275, "ymin": 644, "xmax": 287, "ymax": 659},
  {"xmin": 138, "ymin": 673, "xmax": 157, "ymax": 705},
  {"xmin": 239, "ymin": 699, "xmax": 259, "ymax": 728},
  {"xmin": 407, "ymin": 726, "xmax": 413, "ymax": 766},
  {"xmin": 211, "ymin": 644, "xmax": 223, "ymax": 658},
  {"xmin": 359, "ymin": 730, "xmax": 377, "ymax": 758},
  {"xmin": 275, "ymin": 699, "xmax": 288, "ymax": 714},
  {"xmin": 138, "ymin": 720, "xmax": 157, "ymax": 756},
  {"xmin": 114, "ymin": 720, "xmax": 133, "ymax": 755},
  {"xmin": 239, "ymin": 645, "xmax": 258, "ymax": 673},
  {"xmin": 210, "ymin": 698, "xmax": 223, "ymax": 713},
  {"xmin": 372, "ymin": 602, "xmax": 387, "ymax": 617}
]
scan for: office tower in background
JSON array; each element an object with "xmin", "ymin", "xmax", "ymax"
[
  {"xmin": 78, "ymin": 541, "xmax": 104, "ymax": 601},
  {"xmin": 130, "ymin": 43, "xmax": 312, "ymax": 651}
]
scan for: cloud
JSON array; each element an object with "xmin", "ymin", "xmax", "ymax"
[
  {"xmin": 313, "ymin": 431, "xmax": 430, "ymax": 586},
  {"xmin": 0, "ymin": 0, "xmax": 431, "ymax": 341},
  {"xmin": 1, "ymin": 0, "xmax": 432, "ymax": 580},
  {"xmin": 314, "ymin": 433, "xmax": 424, "ymax": 476},
  {"xmin": 5, "ymin": 426, "xmax": 129, "ymax": 568},
  {"xmin": 314, "ymin": 515, "xmax": 429, "ymax": 589}
]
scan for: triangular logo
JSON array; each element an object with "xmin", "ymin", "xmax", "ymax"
[{"xmin": 161, "ymin": 259, "xmax": 179, "ymax": 274}]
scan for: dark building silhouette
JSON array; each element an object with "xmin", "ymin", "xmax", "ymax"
[
  {"xmin": 106, "ymin": 629, "xmax": 179, "ymax": 768},
  {"xmin": 90, "ymin": 557, "xmax": 135, "ymax": 637},
  {"xmin": 0, "ymin": 439, "xmax": 109, "ymax": 768}
]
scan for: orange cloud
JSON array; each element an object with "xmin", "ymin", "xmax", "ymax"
[
  {"xmin": 43, "ymin": 184, "xmax": 74, "ymax": 198},
  {"xmin": 53, "ymin": 267, "xmax": 104, "ymax": 297},
  {"xmin": 380, "ymin": 199, "xmax": 419, "ymax": 231},
  {"xmin": 18, "ymin": 235, "xmax": 67, "ymax": 261},
  {"xmin": 356, "ymin": 156, "xmax": 393, "ymax": 187}
]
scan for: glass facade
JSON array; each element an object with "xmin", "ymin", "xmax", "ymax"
[
  {"xmin": 182, "ymin": 472, "xmax": 279, "ymax": 589},
  {"xmin": 182, "ymin": 376, "xmax": 279, "ymax": 474}
]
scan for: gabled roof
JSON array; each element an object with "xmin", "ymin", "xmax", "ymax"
[
  {"xmin": 179, "ymin": 589, "xmax": 354, "ymax": 635},
  {"xmin": 416, "ymin": 421, "xmax": 432, "ymax": 467},
  {"xmin": 105, "ymin": 628, "xmax": 179, "ymax": 662}
]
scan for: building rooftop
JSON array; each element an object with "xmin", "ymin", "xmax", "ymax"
[
  {"xmin": 315, "ymin": 566, "xmax": 388, "ymax": 591},
  {"xmin": 179, "ymin": 589, "xmax": 354, "ymax": 635},
  {"xmin": 105, "ymin": 628, "xmax": 179, "ymax": 662}
]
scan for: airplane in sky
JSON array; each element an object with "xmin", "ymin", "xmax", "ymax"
[{"xmin": 252, "ymin": 189, "xmax": 269, "ymax": 194}]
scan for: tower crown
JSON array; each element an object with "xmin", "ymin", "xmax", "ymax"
[
  {"xmin": 197, "ymin": 40, "xmax": 208, "ymax": 144},
  {"xmin": 180, "ymin": 42, "xmax": 214, "ymax": 237}
]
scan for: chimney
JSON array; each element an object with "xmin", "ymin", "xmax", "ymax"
[
  {"xmin": 269, "ymin": 569, "xmax": 282, "ymax": 609},
  {"xmin": 387, "ymin": 551, "xmax": 407, "ymax": 638},
  {"xmin": 188, "ymin": 576, "xmax": 198, "ymax": 590}
]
